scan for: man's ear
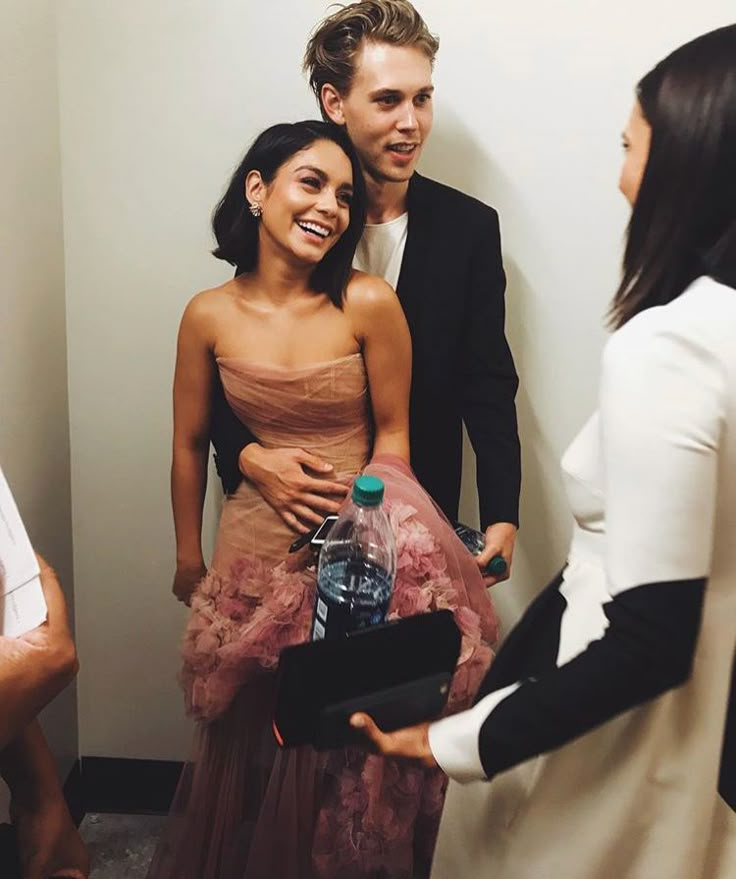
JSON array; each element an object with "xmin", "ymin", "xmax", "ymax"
[
  {"xmin": 245, "ymin": 170, "xmax": 266, "ymax": 208},
  {"xmin": 321, "ymin": 83, "xmax": 346, "ymax": 126}
]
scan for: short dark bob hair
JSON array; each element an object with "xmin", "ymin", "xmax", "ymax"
[
  {"xmin": 610, "ymin": 24, "xmax": 736, "ymax": 328},
  {"xmin": 212, "ymin": 120, "xmax": 366, "ymax": 307}
]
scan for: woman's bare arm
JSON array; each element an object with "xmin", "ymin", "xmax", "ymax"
[
  {"xmin": 347, "ymin": 274, "xmax": 412, "ymax": 463},
  {"xmin": 171, "ymin": 294, "xmax": 218, "ymax": 603}
]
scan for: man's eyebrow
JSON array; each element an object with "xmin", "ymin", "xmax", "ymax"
[{"xmin": 369, "ymin": 84, "xmax": 435, "ymax": 99}]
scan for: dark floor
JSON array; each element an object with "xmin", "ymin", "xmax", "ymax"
[
  {"xmin": 81, "ymin": 813, "xmax": 166, "ymax": 879},
  {"xmin": 3, "ymin": 814, "xmax": 432, "ymax": 877},
  {"xmin": 0, "ymin": 813, "xmax": 165, "ymax": 879}
]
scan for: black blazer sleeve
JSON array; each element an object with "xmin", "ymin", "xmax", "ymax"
[
  {"xmin": 461, "ymin": 210, "xmax": 521, "ymax": 528},
  {"xmin": 210, "ymin": 371, "xmax": 255, "ymax": 495}
]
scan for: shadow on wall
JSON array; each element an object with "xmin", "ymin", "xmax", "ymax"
[{"xmin": 420, "ymin": 112, "xmax": 571, "ymax": 629}]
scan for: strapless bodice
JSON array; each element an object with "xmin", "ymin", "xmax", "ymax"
[{"xmin": 217, "ymin": 352, "xmax": 372, "ymax": 475}]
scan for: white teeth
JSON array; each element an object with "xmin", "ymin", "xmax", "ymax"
[
  {"xmin": 390, "ymin": 144, "xmax": 416, "ymax": 153},
  {"xmin": 298, "ymin": 221, "xmax": 330, "ymax": 238}
]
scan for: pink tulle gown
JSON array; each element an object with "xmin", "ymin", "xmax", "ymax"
[{"xmin": 146, "ymin": 353, "xmax": 498, "ymax": 879}]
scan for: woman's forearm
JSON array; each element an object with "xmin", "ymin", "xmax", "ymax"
[
  {"xmin": 372, "ymin": 428, "xmax": 410, "ymax": 464},
  {"xmin": 171, "ymin": 443, "xmax": 209, "ymax": 566}
]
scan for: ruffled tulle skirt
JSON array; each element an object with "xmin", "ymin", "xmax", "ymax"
[{"xmin": 147, "ymin": 456, "xmax": 496, "ymax": 879}]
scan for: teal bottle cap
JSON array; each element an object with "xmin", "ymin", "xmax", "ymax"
[
  {"xmin": 487, "ymin": 555, "xmax": 508, "ymax": 576},
  {"xmin": 352, "ymin": 474, "xmax": 385, "ymax": 507}
]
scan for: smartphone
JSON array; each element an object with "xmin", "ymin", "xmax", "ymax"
[
  {"xmin": 287, "ymin": 514, "xmax": 338, "ymax": 555},
  {"xmin": 454, "ymin": 522, "xmax": 486, "ymax": 556},
  {"xmin": 310, "ymin": 514, "xmax": 338, "ymax": 547},
  {"xmin": 454, "ymin": 522, "xmax": 507, "ymax": 577}
]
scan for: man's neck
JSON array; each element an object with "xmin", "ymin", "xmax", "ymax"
[{"xmin": 364, "ymin": 175, "xmax": 411, "ymax": 224}]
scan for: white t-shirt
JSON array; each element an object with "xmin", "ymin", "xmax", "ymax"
[{"xmin": 352, "ymin": 212, "xmax": 409, "ymax": 290}]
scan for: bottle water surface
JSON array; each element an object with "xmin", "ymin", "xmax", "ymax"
[{"xmin": 312, "ymin": 554, "xmax": 393, "ymax": 641}]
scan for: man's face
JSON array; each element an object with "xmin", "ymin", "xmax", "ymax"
[{"xmin": 323, "ymin": 41, "xmax": 434, "ymax": 185}]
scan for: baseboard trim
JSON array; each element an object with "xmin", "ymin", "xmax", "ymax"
[{"xmin": 79, "ymin": 756, "xmax": 183, "ymax": 816}]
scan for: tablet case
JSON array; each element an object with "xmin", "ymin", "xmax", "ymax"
[{"xmin": 273, "ymin": 610, "xmax": 461, "ymax": 749}]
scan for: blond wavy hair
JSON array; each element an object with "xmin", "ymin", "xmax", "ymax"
[{"xmin": 303, "ymin": 1, "xmax": 439, "ymax": 118}]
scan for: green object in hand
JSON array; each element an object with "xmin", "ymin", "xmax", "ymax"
[
  {"xmin": 452, "ymin": 524, "xmax": 508, "ymax": 577},
  {"xmin": 487, "ymin": 555, "xmax": 508, "ymax": 577}
]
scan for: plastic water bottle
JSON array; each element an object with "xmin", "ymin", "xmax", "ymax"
[{"xmin": 311, "ymin": 474, "xmax": 396, "ymax": 641}]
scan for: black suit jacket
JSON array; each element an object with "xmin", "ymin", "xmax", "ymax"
[{"xmin": 210, "ymin": 173, "xmax": 521, "ymax": 528}]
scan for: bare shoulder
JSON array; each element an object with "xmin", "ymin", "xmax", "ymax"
[
  {"xmin": 180, "ymin": 280, "xmax": 237, "ymax": 331},
  {"xmin": 344, "ymin": 271, "xmax": 409, "ymax": 347},
  {"xmin": 344, "ymin": 270, "xmax": 401, "ymax": 317}
]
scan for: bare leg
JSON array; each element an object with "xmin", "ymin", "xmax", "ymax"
[{"xmin": 0, "ymin": 721, "xmax": 89, "ymax": 879}]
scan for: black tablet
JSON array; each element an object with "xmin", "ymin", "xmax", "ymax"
[{"xmin": 273, "ymin": 610, "xmax": 461, "ymax": 750}]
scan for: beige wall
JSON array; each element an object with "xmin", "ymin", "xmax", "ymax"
[
  {"xmin": 0, "ymin": 0, "xmax": 77, "ymax": 813},
  {"xmin": 54, "ymin": 0, "xmax": 735, "ymax": 760}
]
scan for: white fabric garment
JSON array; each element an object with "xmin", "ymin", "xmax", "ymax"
[
  {"xmin": 352, "ymin": 212, "xmax": 408, "ymax": 290},
  {"xmin": 430, "ymin": 276, "xmax": 736, "ymax": 879}
]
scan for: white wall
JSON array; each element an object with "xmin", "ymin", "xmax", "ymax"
[
  {"xmin": 0, "ymin": 0, "xmax": 77, "ymax": 811},
  {"xmin": 55, "ymin": 1, "xmax": 735, "ymax": 759}
]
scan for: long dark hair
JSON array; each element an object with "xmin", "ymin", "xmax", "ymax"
[
  {"xmin": 610, "ymin": 24, "xmax": 736, "ymax": 328},
  {"xmin": 212, "ymin": 121, "xmax": 366, "ymax": 307}
]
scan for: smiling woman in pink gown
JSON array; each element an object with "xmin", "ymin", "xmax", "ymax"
[{"xmin": 146, "ymin": 121, "xmax": 497, "ymax": 879}]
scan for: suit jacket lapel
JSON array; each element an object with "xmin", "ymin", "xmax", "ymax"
[{"xmin": 396, "ymin": 173, "xmax": 435, "ymax": 330}]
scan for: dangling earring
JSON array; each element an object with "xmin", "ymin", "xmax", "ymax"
[{"xmin": 249, "ymin": 201, "xmax": 262, "ymax": 219}]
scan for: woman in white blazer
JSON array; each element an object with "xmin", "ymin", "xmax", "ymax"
[{"xmin": 353, "ymin": 23, "xmax": 736, "ymax": 879}]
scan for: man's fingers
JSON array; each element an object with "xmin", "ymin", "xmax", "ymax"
[
  {"xmin": 296, "ymin": 450, "xmax": 334, "ymax": 473},
  {"xmin": 475, "ymin": 542, "xmax": 502, "ymax": 567},
  {"xmin": 298, "ymin": 493, "xmax": 343, "ymax": 515},
  {"xmin": 479, "ymin": 524, "xmax": 517, "ymax": 572},
  {"xmin": 291, "ymin": 505, "xmax": 326, "ymax": 527},
  {"xmin": 299, "ymin": 478, "xmax": 350, "ymax": 498},
  {"xmin": 282, "ymin": 510, "xmax": 310, "ymax": 535}
]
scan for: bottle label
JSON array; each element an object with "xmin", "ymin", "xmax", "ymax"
[
  {"xmin": 311, "ymin": 588, "xmax": 390, "ymax": 641},
  {"xmin": 312, "ymin": 557, "xmax": 393, "ymax": 641}
]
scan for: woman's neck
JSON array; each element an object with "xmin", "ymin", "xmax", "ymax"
[{"xmin": 246, "ymin": 241, "xmax": 315, "ymax": 306}]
